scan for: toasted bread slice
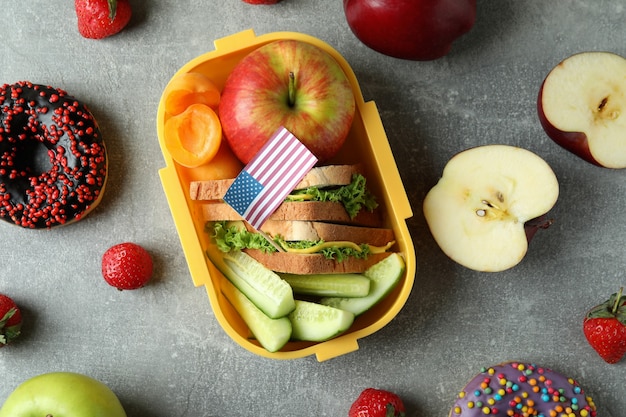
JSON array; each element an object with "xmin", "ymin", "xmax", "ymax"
[
  {"xmin": 189, "ymin": 164, "xmax": 362, "ymax": 201},
  {"xmin": 259, "ymin": 220, "xmax": 394, "ymax": 246},
  {"xmin": 243, "ymin": 249, "xmax": 392, "ymax": 275},
  {"xmin": 201, "ymin": 201, "xmax": 382, "ymax": 228}
]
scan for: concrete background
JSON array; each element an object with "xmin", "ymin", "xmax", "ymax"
[{"xmin": 1, "ymin": 1, "xmax": 625, "ymax": 416}]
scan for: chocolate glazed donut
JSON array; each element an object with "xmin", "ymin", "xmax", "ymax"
[{"xmin": 0, "ymin": 81, "xmax": 108, "ymax": 228}]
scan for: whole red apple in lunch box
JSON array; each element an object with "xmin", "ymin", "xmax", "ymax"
[
  {"xmin": 343, "ymin": 0, "xmax": 476, "ymax": 60},
  {"xmin": 219, "ymin": 39, "xmax": 356, "ymax": 164}
]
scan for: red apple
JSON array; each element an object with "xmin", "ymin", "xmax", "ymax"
[
  {"xmin": 423, "ymin": 145, "xmax": 559, "ymax": 272},
  {"xmin": 538, "ymin": 51, "xmax": 626, "ymax": 169},
  {"xmin": 343, "ymin": 0, "xmax": 476, "ymax": 61},
  {"xmin": 218, "ymin": 40, "xmax": 356, "ymax": 164}
]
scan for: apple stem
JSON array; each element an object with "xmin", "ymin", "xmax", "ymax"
[
  {"xmin": 525, "ymin": 216, "xmax": 554, "ymax": 230},
  {"xmin": 288, "ymin": 71, "xmax": 296, "ymax": 107}
]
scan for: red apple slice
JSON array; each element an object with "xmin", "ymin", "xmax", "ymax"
[
  {"xmin": 423, "ymin": 145, "xmax": 559, "ymax": 272},
  {"xmin": 538, "ymin": 51, "xmax": 626, "ymax": 169}
]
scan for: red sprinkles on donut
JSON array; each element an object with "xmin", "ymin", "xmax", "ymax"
[{"xmin": 0, "ymin": 81, "xmax": 107, "ymax": 228}]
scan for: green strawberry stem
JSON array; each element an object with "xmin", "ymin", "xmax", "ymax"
[
  {"xmin": 0, "ymin": 307, "xmax": 20, "ymax": 346},
  {"xmin": 612, "ymin": 287, "xmax": 626, "ymax": 324},
  {"xmin": 611, "ymin": 287, "xmax": 624, "ymax": 314},
  {"xmin": 386, "ymin": 404, "xmax": 400, "ymax": 417},
  {"xmin": 108, "ymin": 0, "xmax": 118, "ymax": 20},
  {"xmin": 586, "ymin": 287, "xmax": 626, "ymax": 323},
  {"xmin": 0, "ymin": 307, "xmax": 16, "ymax": 326}
]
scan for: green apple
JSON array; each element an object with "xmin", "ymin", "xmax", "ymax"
[
  {"xmin": 423, "ymin": 145, "xmax": 559, "ymax": 272},
  {"xmin": 0, "ymin": 372, "xmax": 127, "ymax": 417},
  {"xmin": 218, "ymin": 39, "xmax": 356, "ymax": 164}
]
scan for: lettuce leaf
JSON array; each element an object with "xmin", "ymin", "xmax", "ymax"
[
  {"xmin": 285, "ymin": 174, "xmax": 377, "ymax": 219},
  {"xmin": 208, "ymin": 221, "xmax": 372, "ymax": 261}
]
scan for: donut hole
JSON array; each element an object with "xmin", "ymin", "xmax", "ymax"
[
  {"xmin": 13, "ymin": 140, "xmax": 53, "ymax": 178},
  {"xmin": 0, "ymin": 81, "xmax": 108, "ymax": 228}
]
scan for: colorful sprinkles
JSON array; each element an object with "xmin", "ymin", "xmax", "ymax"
[
  {"xmin": 450, "ymin": 362, "xmax": 597, "ymax": 417},
  {"xmin": 0, "ymin": 81, "xmax": 107, "ymax": 228}
]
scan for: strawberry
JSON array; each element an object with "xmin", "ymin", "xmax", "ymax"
[
  {"xmin": 0, "ymin": 294, "xmax": 22, "ymax": 347},
  {"xmin": 75, "ymin": 0, "xmax": 132, "ymax": 39},
  {"xmin": 242, "ymin": 0, "xmax": 281, "ymax": 4},
  {"xmin": 349, "ymin": 388, "xmax": 406, "ymax": 417},
  {"xmin": 102, "ymin": 242, "xmax": 153, "ymax": 290},
  {"xmin": 583, "ymin": 287, "xmax": 626, "ymax": 364}
]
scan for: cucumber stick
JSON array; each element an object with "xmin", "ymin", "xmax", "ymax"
[
  {"xmin": 220, "ymin": 278, "xmax": 292, "ymax": 353},
  {"xmin": 288, "ymin": 300, "xmax": 354, "ymax": 342},
  {"xmin": 320, "ymin": 253, "xmax": 405, "ymax": 316},
  {"xmin": 279, "ymin": 273, "xmax": 371, "ymax": 297},
  {"xmin": 206, "ymin": 245, "xmax": 295, "ymax": 319}
]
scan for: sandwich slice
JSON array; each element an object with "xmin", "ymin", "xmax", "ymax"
[
  {"xmin": 191, "ymin": 164, "xmax": 382, "ymax": 227},
  {"xmin": 190, "ymin": 164, "xmax": 362, "ymax": 201},
  {"xmin": 194, "ymin": 164, "xmax": 397, "ymax": 275}
]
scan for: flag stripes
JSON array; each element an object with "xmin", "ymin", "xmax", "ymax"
[{"xmin": 223, "ymin": 127, "xmax": 318, "ymax": 230}]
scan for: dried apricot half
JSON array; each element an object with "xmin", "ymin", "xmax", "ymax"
[
  {"xmin": 163, "ymin": 72, "xmax": 221, "ymax": 116},
  {"xmin": 164, "ymin": 103, "xmax": 222, "ymax": 168},
  {"xmin": 180, "ymin": 142, "xmax": 243, "ymax": 183}
]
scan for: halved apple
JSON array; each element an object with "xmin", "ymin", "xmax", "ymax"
[
  {"xmin": 538, "ymin": 51, "xmax": 626, "ymax": 169},
  {"xmin": 423, "ymin": 145, "xmax": 559, "ymax": 272}
]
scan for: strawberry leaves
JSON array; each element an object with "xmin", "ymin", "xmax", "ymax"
[
  {"xmin": 0, "ymin": 309, "xmax": 19, "ymax": 345},
  {"xmin": 586, "ymin": 287, "xmax": 626, "ymax": 322},
  {"xmin": 583, "ymin": 287, "xmax": 626, "ymax": 364},
  {"xmin": 0, "ymin": 295, "xmax": 22, "ymax": 347}
]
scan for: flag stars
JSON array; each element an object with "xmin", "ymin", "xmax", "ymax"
[{"xmin": 224, "ymin": 170, "xmax": 264, "ymax": 215}]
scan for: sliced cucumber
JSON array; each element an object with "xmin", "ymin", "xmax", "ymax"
[
  {"xmin": 279, "ymin": 273, "xmax": 371, "ymax": 297},
  {"xmin": 288, "ymin": 300, "xmax": 354, "ymax": 342},
  {"xmin": 320, "ymin": 253, "xmax": 405, "ymax": 316},
  {"xmin": 206, "ymin": 245, "xmax": 295, "ymax": 319},
  {"xmin": 220, "ymin": 277, "xmax": 292, "ymax": 352}
]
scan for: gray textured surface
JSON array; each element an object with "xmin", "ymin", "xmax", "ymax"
[{"xmin": 1, "ymin": 1, "xmax": 625, "ymax": 416}]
